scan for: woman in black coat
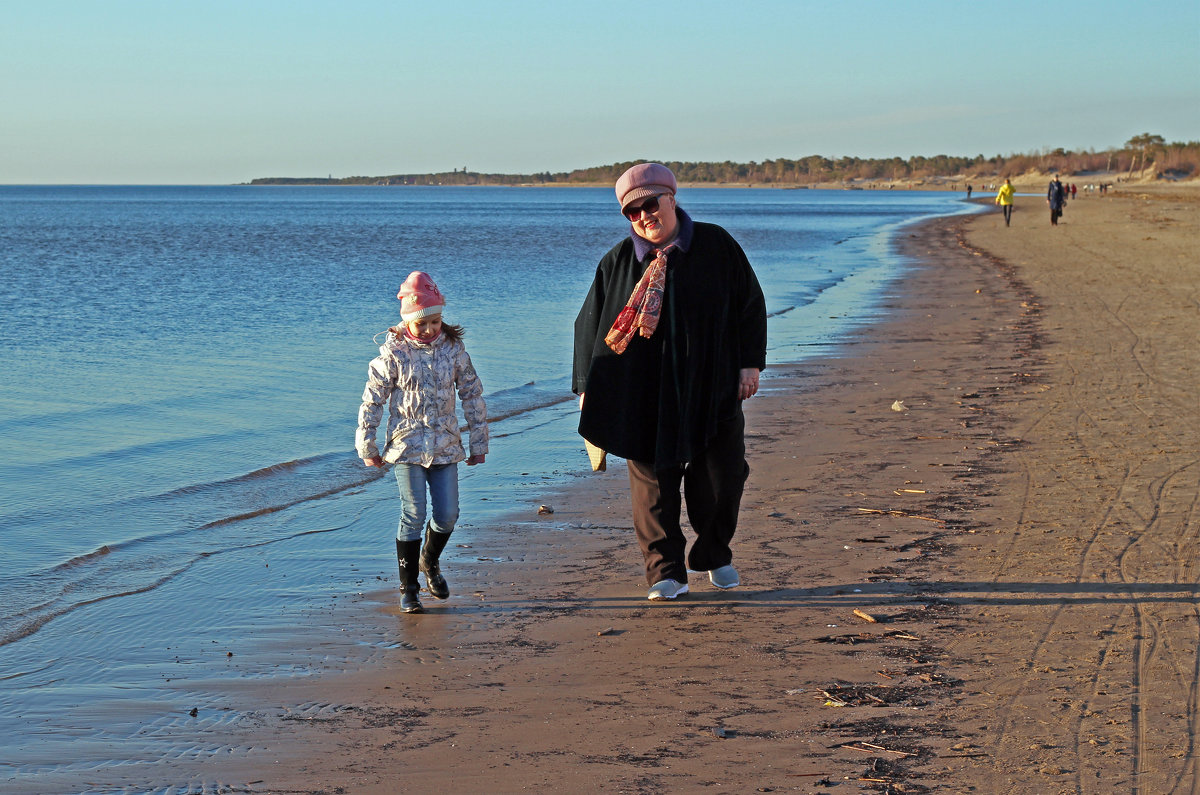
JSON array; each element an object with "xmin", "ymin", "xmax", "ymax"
[{"xmin": 573, "ymin": 163, "xmax": 767, "ymax": 600}]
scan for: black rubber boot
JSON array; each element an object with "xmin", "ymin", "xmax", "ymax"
[
  {"xmin": 396, "ymin": 538, "xmax": 423, "ymax": 613},
  {"xmin": 420, "ymin": 528, "xmax": 452, "ymax": 600}
]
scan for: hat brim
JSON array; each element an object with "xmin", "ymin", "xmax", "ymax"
[
  {"xmin": 401, "ymin": 304, "xmax": 445, "ymax": 322},
  {"xmin": 620, "ymin": 186, "xmax": 673, "ymax": 211}
]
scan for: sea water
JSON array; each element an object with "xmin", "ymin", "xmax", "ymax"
[{"xmin": 0, "ymin": 185, "xmax": 976, "ymax": 787}]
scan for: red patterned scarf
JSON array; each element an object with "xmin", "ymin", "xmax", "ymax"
[{"xmin": 604, "ymin": 244, "xmax": 674, "ymax": 354}]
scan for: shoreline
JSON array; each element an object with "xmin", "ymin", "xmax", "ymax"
[
  {"xmin": 19, "ymin": 187, "xmax": 1199, "ymax": 793},
  {"xmin": 241, "ymin": 176, "xmax": 1200, "ymax": 193}
]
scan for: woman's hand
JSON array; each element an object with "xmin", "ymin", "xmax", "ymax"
[
  {"xmin": 364, "ymin": 455, "xmax": 384, "ymax": 468},
  {"xmin": 467, "ymin": 454, "xmax": 486, "ymax": 465},
  {"xmin": 738, "ymin": 368, "xmax": 760, "ymax": 400}
]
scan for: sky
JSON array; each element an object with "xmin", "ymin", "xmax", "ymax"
[{"xmin": 2, "ymin": 0, "xmax": 1198, "ymax": 184}]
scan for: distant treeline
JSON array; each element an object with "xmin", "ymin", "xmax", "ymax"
[{"xmin": 249, "ymin": 136, "xmax": 1199, "ymax": 187}]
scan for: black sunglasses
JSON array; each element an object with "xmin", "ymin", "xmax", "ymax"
[{"xmin": 623, "ymin": 193, "xmax": 665, "ymax": 221}]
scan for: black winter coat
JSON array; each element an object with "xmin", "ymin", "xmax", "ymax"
[{"xmin": 572, "ymin": 210, "xmax": 767, "ymax": 469}]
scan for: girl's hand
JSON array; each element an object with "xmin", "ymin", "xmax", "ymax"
[
  {"xmin": 364, "ymin": 455, "xmax": 384, "ymax": 468},
  {"xmin": 467, "ymin": 454, "xmax": 485, "ymax": 465}
]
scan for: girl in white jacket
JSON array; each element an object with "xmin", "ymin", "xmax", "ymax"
[{"xmin": 356, "ymin": 271, "xmax": 488, "ymax": 613}]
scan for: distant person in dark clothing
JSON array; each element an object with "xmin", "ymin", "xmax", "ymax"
[
  {"xmin": 1048, "ymin": 175, "xmax": 1066, "ymax": 225},
  {"xmin": 573, "ymin": 163, "xmax": 767, "ymax": 601},
  {"xmin": 966, "ymin": 184, "xmax": 973, "ymax": 198}
]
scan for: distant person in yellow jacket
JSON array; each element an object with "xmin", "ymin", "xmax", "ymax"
[{"xmin": 995, "ymin": 178, "xmax": 1015, "ymax": 227}]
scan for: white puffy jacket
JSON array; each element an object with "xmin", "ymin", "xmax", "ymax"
[{"xmin": 355, "ymin": 331, "xmax": 489, "ymax": 466}]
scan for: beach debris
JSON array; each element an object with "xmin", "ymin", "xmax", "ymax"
[
  {"xmin": 712, "ymin": 726, "xmax": 730, "ymax": 738},
  {"xmin": 597, "ymin": 627, "xmax": 616, "ymax": 636},
  {"xmin": 189, "ymin": 707, "xmax": 198, "ymax": 717},
  {"xmin": 841, "ymin": 742, "xmax": 914, "ymax": 758},
  {"xmin": 853, "ymin": 609, "xmax": 879, "ymax": 624},
  {"xmin": 814, "ymin": 631, "xmax": 878, "ymax": 645},
  {"xmin": 820, "ymin": 690, "xmax": 850, "ymax": 707},
  {"xmin": 785, "ymin": 688, "xmax": 806, "ymax": 695},
  {"xmin": 890, "ymin": 400, "xmax": 906, "ymax": 412},
  {"xmin": 476, "ymin": 556, "xmax": 507, "ymax": 562},
  {"xmin": 894, "ymin": 488, "xmax": 926, "ymax": 495},
  {"xmin": 821, "ymin": 685, "xmax": 883, "ymax": 706},
  {"xmin": 942, "ymin": 741, "xmax": 988, "ymax": 758},
  {"xmin": 537, "ymin": 504, "xmax": 554, "ymax": 515},
  {"xmin": 856, "ymin": 507, "xmax": 944, "ymax": 525},
  {"xmin": 817, "ymin": 679, "xmax": 955, "ymax": 708}
]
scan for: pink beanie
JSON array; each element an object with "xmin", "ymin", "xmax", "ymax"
[
  {"xmin": 396, "ymin": 271, "xmax": 445, "ymax": 321},
  {"xmin": 615, "ymin": 163, "xmax": 677, "ymax": 210}
]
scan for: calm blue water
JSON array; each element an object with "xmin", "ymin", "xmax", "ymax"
[{"xmin": 0, "ymin": 185, "xmax": 975, "ymax": 789}]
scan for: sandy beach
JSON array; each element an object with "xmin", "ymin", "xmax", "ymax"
[{"xmin": 63, "ymin": 186, "xmax": 1196, "ymax": 794}]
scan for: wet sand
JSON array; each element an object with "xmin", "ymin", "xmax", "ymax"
[{"xmin": 48, "ymin": 187, "xmax": 1198, "ymax": 793}]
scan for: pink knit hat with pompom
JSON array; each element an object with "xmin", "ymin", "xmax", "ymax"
[{"xmin": 397, "ymin": 271, "xmax": 445, "ymax": 321}]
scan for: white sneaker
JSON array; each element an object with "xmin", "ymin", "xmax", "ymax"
[
  {"xmin": 707, "ymin": 565, "xmax": 740, "ymax": 589},
  {"xmin": 647, "ymin": 579, "xmax": 689, "ymax": 600}
]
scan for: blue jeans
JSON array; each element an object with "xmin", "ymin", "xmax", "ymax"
[{"xmin": 394, "ymin": 463, "xmax": 459, "ymax": 541}]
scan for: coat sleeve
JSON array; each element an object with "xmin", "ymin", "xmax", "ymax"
[
  {"xmin": 729, "ymin": 234, "xmax": 768, "ymax": 372},
  {"xmin": 455, "ymin": 345, "xmax": 489, "ymax": 457},
  {"xmin": 355, "ymin": 354, "xmax": 394, "ymax": 459},
  {"xmin": 572, "ymin": 262, "xmax": 608, "ymax": 395}
]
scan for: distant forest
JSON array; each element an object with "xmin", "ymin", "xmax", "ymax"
[{"xmin": 250, "ymin": 135, "xmax": 1198, "ymax": 187}]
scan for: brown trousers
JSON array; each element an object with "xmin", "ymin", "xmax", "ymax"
[{"xmin": 626, "ymin": 411, "xmax": 749, "ymax": 586}]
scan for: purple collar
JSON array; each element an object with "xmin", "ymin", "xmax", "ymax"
[{"xmin": 631, "ymin": 207, "xmax": 693, "ymax": 261}]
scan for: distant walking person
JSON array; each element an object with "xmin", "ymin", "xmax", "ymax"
[
  {"xmin": 966, "ymin": 184, "xmax": 973, "ymax": 198},
  {"xmin": 573, "ymin": 163, "xmax": 767, "ymax": 601},
  {"xmin": 995, "ymin": 178, "xmax": 1015, "ymax": 226},
  {"xmin": 356, "ymin": 272, "xmax": 489, "ymax": 614},
  {"xmin": 1047, "ymin": 175, "xmax": 1066, "ymax": 226}
]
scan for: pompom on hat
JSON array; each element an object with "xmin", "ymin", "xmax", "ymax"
[
  {"xmin": 615, "ymin": 162, "xmax": 677, "ymax": 211},
  {"xmin": 397, "ymin": 271, "xmax": 445, "ymax": 321}
]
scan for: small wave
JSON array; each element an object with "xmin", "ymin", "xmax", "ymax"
[
  {"xmin": 1, "ymin": 514, "xmax": 363, "ymax": 650},
  {"xmin": 0, "ymin": 566, "xmax": 188, "ymax": 648},
  {"xmin": 53, "ymin": 544, "xmax": 114, "ymax": 571},
  {"xmin": 152, "ymin": 452, "xmax": 356, "ymax": 498},
  {"xmin": 766, "ymin": 305, "xmax": 795, "ymax": 319},
  {"xmin": 478, "ymin": 376, "xmax": 574, "ymax": 424}
]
